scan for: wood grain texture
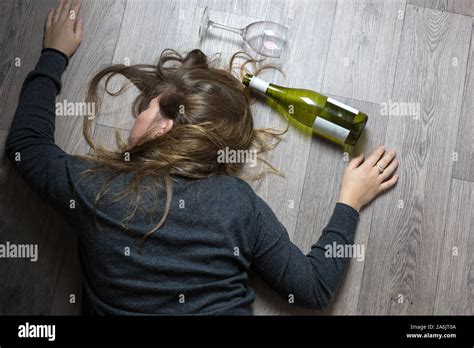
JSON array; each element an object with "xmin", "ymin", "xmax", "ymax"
[
  {"xmin": 198, "ymin": 0, "xmax": 292, "ymax": 22},
  {"xmin": 321, "ymin": 0, "xmax": 406, "ymax": 104},
  {"xmin": 281, "ymin": 96, "xmax": 389, "ymax": 315},
  {"xmin": 358, "ymin": 5, "xmax": 471, "ymax": 315},
  {"xmin": 0, "ymin": 170, "xmax": 71, "ymax": 314},
  {"xmin": 0, "ymin": 0, "xmax": 19, "ymax": 89},
  {"xmin": 453, "ymin": 23, "xmax": 474, "ymax": 181},
  {"xmin": 0, "ymin": 0, "xmax": 56, "ymax": 130},
  {"xmin": 408, "ymin": 0, "xmax": 474, "ymax": 16},
  {"xmin": 434, "ymin": 178, "xmax": 474, "ymax": 314}
]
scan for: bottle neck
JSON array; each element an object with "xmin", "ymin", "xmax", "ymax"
[{"xmin": 242, "ymin": 74, "xmax": 286, "ymax": 98}]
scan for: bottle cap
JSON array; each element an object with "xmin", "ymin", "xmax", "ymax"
[{"xmin": 242, "ymin": 73, "xmax": 253, "ymax": 86}]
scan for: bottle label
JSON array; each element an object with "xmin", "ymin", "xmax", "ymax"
[
  {"xmin": 249, "ymin": 76, "xmax": 270, "ymax": 93},
  {"xmin": 327, "ymin": 97, "xmax": 359, "ymax": 115},
  {"xmin": 313, "ymin": 117, "xmax": 350, "ymax": 143}
]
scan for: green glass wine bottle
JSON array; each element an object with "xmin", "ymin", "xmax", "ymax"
[{"xmin": 242, "ymin": 73, "xmax": 368, "ymax": 146}]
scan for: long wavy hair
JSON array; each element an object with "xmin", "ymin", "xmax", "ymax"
[{"xmin": 74, "ymin": 48, "xmax": 287, "ymax": 254}]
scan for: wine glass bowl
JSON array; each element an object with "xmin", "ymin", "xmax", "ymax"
[
  {"xmin": 242, "ymin": 21, "xmax": 287, "ymax": 58},
  {"xmin": 198, "ymin": 6, "xmax": 288, "ymax": 58}
]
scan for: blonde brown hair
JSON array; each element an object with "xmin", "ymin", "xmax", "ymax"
[{"xmin": 75, "ymin": 48, "xmax": 287, "ymax": 253}]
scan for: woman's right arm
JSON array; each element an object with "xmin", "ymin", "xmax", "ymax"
[
  {"xmin": 251, "ymin": 146, "xmax": 399, "ymax": 309},
  {"xmin": 251, "ymin": 197, "xmax": 360, "ymax": 309}
]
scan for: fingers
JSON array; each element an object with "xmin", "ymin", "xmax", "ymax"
[
  {"xmin": 49, "ymin": 0, "xmax": 81, "ymax": 32},
  {"xmin": 71, "ymin": 0, "xmax": 81, "ymax": 19},
  {"xmin": 348, "ymin": 153, "xmax": 364, "ymax": 170},
  {"xmin": 53, "ymin": 0, "xmax": 65, "ymax": 22},
  {"xmin": 379, "ymin": 158, "xmax": 399, "ymax": 181},
  {"xmin": 46, "ymin": 8, "xmax": 53, "ymax": 29},
  {"xmin": 379, "ymin": 173, "xmax": 399, "ymax": 192},
  {"xmin": 364, "ymin": 145, "xmax": 385, "ymax": 167},
  {"xmin": 60, "ymin": 0, "xmax": 73, "ymax": 21},
  {"xmin": 376, "ymin": 149, "xmax": 397, "ymax": 173}
]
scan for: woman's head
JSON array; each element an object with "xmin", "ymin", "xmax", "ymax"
[
  {"xmin": 77, "ymin": 48, "xmax": 285, "ymax": 252},
  {"xmin": 114, "ymin": 49, "xmax": 257, "ymax": 177}
]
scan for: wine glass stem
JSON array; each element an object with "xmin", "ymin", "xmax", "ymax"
[{"xmin": 209, "ymin": 21, "xmax": 244, "ymax": 37}]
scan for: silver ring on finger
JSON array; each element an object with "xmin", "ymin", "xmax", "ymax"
[{"xmin": 376, "ymin": 163, "xmax": 384, "ymax": 174}]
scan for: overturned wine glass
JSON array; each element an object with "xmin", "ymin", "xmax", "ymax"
[{"xmin": 199, "ymin": 6, "xmax": 288, "ymax": 58}]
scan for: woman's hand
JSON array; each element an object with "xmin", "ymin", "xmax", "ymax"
[
  {"xmin": 44, "ymin": 0, "xmax": 83, "ymax": 58},
  {"xmin": 338, "ymin": 145, "xmax": 399, "ymax": 212}
]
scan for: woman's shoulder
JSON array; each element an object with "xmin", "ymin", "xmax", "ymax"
[
  {"xmin": 207, "ymin": 174, "xmax": 255, "ymax": 194},
  {"xmin": 197, "ymin": 175, "xmax": 261, "ymax": 207}
]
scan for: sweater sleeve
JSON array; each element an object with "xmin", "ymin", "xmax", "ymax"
[
  {"xmin": 251, "ymin": 197, "xmax": 360, "ymax": 309},
  {"xmin": 5, "ymin": 49, "xmax": 86, "ymax": 224}
]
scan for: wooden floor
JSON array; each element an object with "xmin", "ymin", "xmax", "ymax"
[{"xmin": 0, "ymin": 0, "xmax": 472, "ymax": 315}]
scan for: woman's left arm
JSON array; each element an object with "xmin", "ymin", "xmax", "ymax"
[{"xmin": 5, "ymin": 0, "xmax": 85, "ymax": 221}]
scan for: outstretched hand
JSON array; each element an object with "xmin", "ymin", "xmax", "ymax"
[
  {"xmin": 44, "ymin": 0, "xmax": 83, "ymax": 58},
  {"xmin": 338, "ymin": 146, "xmax": 399, "ymax": 212}
]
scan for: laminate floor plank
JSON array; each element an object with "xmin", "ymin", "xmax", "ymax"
[
  {"xmin": 434, "ymin": 178, "xmax": 474, "ymax": 314},
  {"xmin": 321, "ymin": 0, "xmax": 406, "ymax": 104},
  {"xmin": 453, "ymin": 23, "xmax": 474, "ymax": 181},
  {"xmin": 0, "ymin": 170, "xmax": 71, "ymax": 314},
  {"xmin": 358, "ymin": 5, "xmax": 471, "ymax": 315},
  {"xmin": 0, "ymin": 0, "xmax": 56, "ymax": 130},
  {"xmin": 0, "ymin": 0, "xmax": 20, "ymax": 89},
  {"xmin": 408, "ymin": 0, "xmax": 474, "ymax": 17},
  {"xmin": 198, "ymin": 0, "xmax": 291, "ymax": 22}
]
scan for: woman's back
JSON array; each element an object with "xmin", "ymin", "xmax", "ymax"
[{"xmin": 74, "ymin": 167, "xmax": 260, "ymax": 315}]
